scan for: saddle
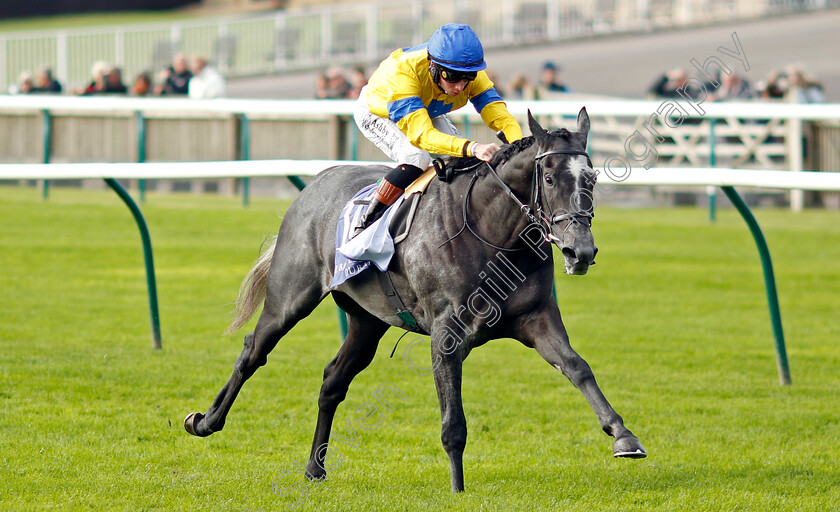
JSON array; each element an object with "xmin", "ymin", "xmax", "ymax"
[
  {"xmin": 388, "ymin": 167, "xmax": 435, "ymax": 244},
  {"xmin": 389, "ymin": 158, "xmax": 480, "ymax": 243},
  {"xmin": 336, "ymin": 159, "xmax": 478, "ymax": 333}
]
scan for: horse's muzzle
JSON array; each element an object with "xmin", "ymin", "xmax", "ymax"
[{"xmin": 560, "ymin": 244, "xmax": 598, "ymax": 275}]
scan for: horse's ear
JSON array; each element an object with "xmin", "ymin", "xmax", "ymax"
[
  {"xmin": 527, "ymin": 110, "xmax": 548, "ymax": 143},
  {"xmin": 577, "ymin": 107, "xmax": 590, "ymax": 140}
]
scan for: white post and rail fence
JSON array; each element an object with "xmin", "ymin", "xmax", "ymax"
[{"xmin": 2, "ymin": 95, "xmax": 840, "ymax": 208}]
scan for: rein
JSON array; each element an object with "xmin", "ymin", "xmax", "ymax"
[{"xmin": 484, "ymin": 148, "xmax": 594, "ymax": 243}]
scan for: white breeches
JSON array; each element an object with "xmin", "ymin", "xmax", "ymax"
[{"xmin": 353, "ymin": 86, "xmax": 461, "ymax": 169}]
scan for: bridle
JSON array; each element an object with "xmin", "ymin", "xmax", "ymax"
[
  {"xmin": 440, "ymin": 147, "xmax": 595, "ymax": 251},
  {"xmin": 484, "ymin": 148, "xmax": 594, "ymax": 244}
]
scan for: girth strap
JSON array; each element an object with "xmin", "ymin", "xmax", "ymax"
[{"xmin": 376, "ymin": 270, "xmax": 420, "ymax": 331}]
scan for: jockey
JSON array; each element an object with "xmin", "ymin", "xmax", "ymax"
[{"xmin": 352, "ymin": 23, "xmax": 523, "ymax": 237}]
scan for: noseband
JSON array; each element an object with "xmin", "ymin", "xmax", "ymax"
[{"xmin": 485, "ymin": 148, "xmax": 594, "ymax": 244}]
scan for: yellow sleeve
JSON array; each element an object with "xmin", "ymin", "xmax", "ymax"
[
  {"xmin": 480, "ymin": 102, "xmax": 524, "ymax": 143},
  {"xmin": 468, "ymin": 73, "xmax": 523, "ymax": 143},
  {"xmin": 396, "ymin": 109, "xmax": 472, "ymax": 157}
]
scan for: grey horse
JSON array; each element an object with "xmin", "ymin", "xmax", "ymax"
[{"xmin": 185, "ymin": 108, "xmax": 646, "ymax": 492}]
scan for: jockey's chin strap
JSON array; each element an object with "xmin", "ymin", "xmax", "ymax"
[{"xmin": 483, "ymin": 148, "xmax": 594, "ymax": 243}]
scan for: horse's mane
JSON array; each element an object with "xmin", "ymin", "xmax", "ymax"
[
  {"xmin": 444, "ymin": 127, "xmax": 573, "ymax": 170},
  {"xmin": 495, "ymin": 127, "xmax": 575, "ymax": 164},
  {"xmin": 493, "ymin": 135, "xmax": 536, "ymax": 166}
]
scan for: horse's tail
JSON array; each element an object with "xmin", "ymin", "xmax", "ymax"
[{"xmin": 225, "ymin": 236, "xmax": 277, "ymax": 335}]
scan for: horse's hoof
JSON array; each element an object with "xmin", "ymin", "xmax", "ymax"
[
  {"xmin": 184, "ymin": 412, "xmax": 210, "ymax": 437},
  {"xmin": 305, "ymin": 467, "xmax": 327, "ymax": 483},
  {"xmin": 613, "ymin": 436, "xmax": 647, "ymax": 458}
]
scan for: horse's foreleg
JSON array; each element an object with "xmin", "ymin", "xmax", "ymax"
[
  {"xmin": 184, "ymin": 314, "xmax": 285, "ymax": 437},
  {"xmin": 517, "ymin": 306, "xmax": 646, "ymax": 459},
  {"xmin": 430, "ymin": 328, "xmax": 468, "ymax": 493},
  {"xmin": 185, "ymin": 285, "xmax": 323, "ymax": 438},
  {"xmin": 305, "ymin": 308, "xmax": 388, "ymax": 481}
]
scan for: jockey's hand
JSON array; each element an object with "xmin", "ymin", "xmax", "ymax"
[{"xmin": 473, "ymin": 142, "xmax": 501, "ymax": 162}]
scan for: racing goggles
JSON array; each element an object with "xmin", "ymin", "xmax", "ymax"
[{"xmin": 439, "ymin": 67, "xmax": 478, "ymax": 84}]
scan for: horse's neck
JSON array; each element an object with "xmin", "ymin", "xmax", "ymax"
[
  {"xmin": 495, "ymin": 149, "xmax": 537, "ymax": 198},
  {"xmin": 468, "ymin": 152, "xmax": 538, "ymax": 246}
]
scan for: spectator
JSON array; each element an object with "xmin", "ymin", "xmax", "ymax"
[
  {"xmin": 32, "ymin": 67, "xmax": 62, "ymax": 93},
  {"xmin": 77, "ymin": 61, "xmax": 109, "ymax": 95},
  {"xmin": 537, "ymin": 61, "xmax": 569, "ymax": 96},
  {"xmin": 130, "ymin": 71, "xmax": 154, "ymax": 97},
  {"xmin": 647, "ymin": 68, "xmax": 694, "ymax": 99},
  {"xmin": 787, "ymin": 66, "xmax": 825, "ymax": 104},
  {"xmin": 157, "ymin": 53, "xmax": 192, "ymax": 96},
  {"xmin": 314, "ymin": 73, "xmax": 330, "ymax": 99},
  {"xmin": 506, "ymin": 73, "xmax": 532, "ymax": 99},
  {"xmin": 347, "ymin": 66, "xmax": 368, "ymax": 99},
  {"xmin": 325, "ymin": 66, "xmax": 351, "ymax": 99},
  {"xmin": 758, "ymin": 69, "xmax": 789, "ymax": 100},
  {"xmin": 188, "ymin": 55, "xmax": 226, "ymax": 99},
  {"xmin": 105, "ymin": 67, "xmax": 128, "ymax": 94},
  {"xmin": 713, "ymin": 71, "xmax": 753, "ymax": 101},
  {"xmin": 11, "ymin": 71, "xmax": 34, "ymax": 94}
]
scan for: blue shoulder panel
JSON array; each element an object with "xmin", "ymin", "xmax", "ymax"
[
  {"xmin": 470, "ymin": 88, "xmax": 504, "ymax": 113},
  {"xmin": 388, "ymin": 96, "xmax": 425, "ymax": 122},
  {"xmin": 427, "ymin": 99, "xmax": 453, "ymax": 119}
]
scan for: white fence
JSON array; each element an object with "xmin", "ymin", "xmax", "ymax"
[
  {"xmin": 3, "ymin": 95, "xmax": 840, "ymax": 210},
  {"xmin": 2, "ymin": 96, "xmax": 839, "ymax": 205},
  {"xmin": 3, "ymin": 0, "xmax": 839, "ymax": 92},
  {"xmin": 2, "ymin": 160, "xmax": 840, "ymax": 190}
]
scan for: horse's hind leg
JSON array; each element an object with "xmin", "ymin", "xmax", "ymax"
[
  {"xmin": 516, "ymin": 304, "xmax": 646, "ymax": 459},
  {"xmin": 185, "ymin": 278, "xmax": 325, "ymax": 438},
  {"xmin": 305, "ymin": 297, "xmax": 389, "ymax": 481}
]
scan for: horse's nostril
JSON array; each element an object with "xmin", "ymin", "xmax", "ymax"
[{"xmin": 565, "ymin": 245, "xmax": 596, "ymax": 265}]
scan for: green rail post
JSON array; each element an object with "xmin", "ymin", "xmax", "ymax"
[
  {"xmin": 708, "ymin": 119, "xmax": 717, "ymax": 223},
  {"xmin": 41, "ymin": 109, "xmax": 51, "ymax": 200},
  {"xmin": 350, "ymin": 117, "xmax": 358, "ymax": 161},
  {"xmin": 135, "ymin": 111, "xmax": 147, "ymax": 203},
  {"xmin": 104, "ymin": 178, "xmax": 162, "ymax": 350},
  {"xmin": 240, "ymin": 114, "xmax": 250, "ymax": 208},
  {"xmin": 287, "ymin": 175, "xmax": 307, "ymax": 192},
  {"xmin": 721, "ymin": 186, "xmax": 791, "ymax": 385},
  {"xmin": 337, "ymin": 308, "xmax": 349, "ymax": 342}
]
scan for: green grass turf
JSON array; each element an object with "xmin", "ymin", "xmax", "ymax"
[
  {"xmin": 0, "ymin": 12, "xmax": 204, "ymax": 34},
  {"xmin": 1, "ymin": 185, "xmax": 838, "ymax": 511}
]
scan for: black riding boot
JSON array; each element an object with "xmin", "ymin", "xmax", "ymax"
[
  {"xmin": 351, "ymin": 163, "xmax": 425, "ymax": 238},
  {"xmin": 352, "ymin": 195, "xmax": 390, "ymax": 238}
]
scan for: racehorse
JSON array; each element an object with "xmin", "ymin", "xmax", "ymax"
[{"xmin": 184, "ymin": 108, "xmax": 646, "ymax": 492}]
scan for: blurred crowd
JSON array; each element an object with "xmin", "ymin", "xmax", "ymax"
[
  {"xmin": 9, "ymin": 53, "xmax": 226, "ymax": 99},
  {"xmin": 12, "ymin": 55, "xmax": 826, "ymax": 105},
  {"xmin": 645, "ymin": 64, "xmax": 825, "ymax": 103},
  {"xmin": 313, "ymin": 61, "xmax": 572, "ymax": 101},
  {"xmin": 314, "ymin": 65, "xmax": 368, "ymax": 99},
  {"xmin": 314, "ymin": 60, "xmax": 826, "ymax": 105}
]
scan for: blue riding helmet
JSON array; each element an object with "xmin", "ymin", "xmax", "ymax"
[{"xmin": 427, "ymin": 23, "xmax": 486, "ymax": 72}]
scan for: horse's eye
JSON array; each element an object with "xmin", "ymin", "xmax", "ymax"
[{"xmin": 544, "ymin": 174, "xmax": 554, "ymax": 186}]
